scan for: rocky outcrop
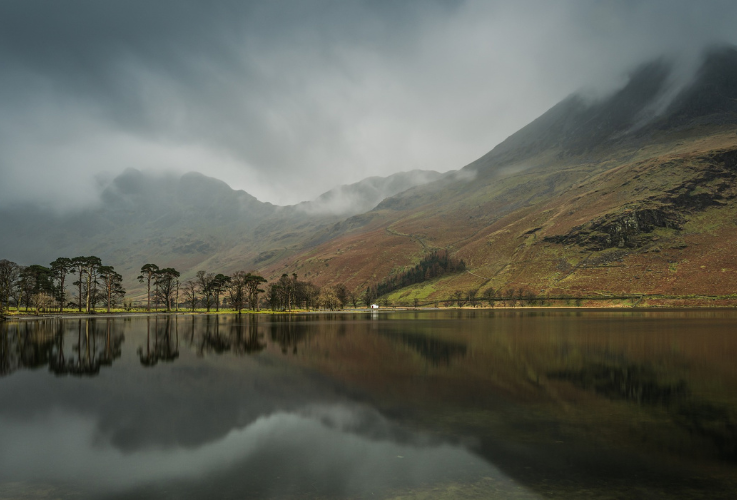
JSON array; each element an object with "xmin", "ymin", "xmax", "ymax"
[
  {"xmin": 544, "ymin": 207, "xmax": 683, "ymax": 250},
  {"xmin": 545, "ymin": 148, "xmax": 737, "ymax": 251}
]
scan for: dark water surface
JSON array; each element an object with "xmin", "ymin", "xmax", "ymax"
[{"xmin": 1, "ymin": 310, "xmax": 736, "ymax": 499}]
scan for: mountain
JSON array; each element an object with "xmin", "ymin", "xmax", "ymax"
[
  {"xmin": 0, "ymin": 167, "xmax": 442, "ymax": 297},
  {"xmin": 256, "ymin": 46, "xmax": 737, "ymax": 300},
  {"xmin": 3, "ymin": 46, "xmax": 737, "ymax": 302}
]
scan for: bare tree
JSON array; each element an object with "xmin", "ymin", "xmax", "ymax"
[
  {"xmin": 30, "ymin": 292, "xmax": 55, "ymax": 314},
  {"xmin": 483, "ymin": 288, "xmax": 497, "ymax": 308},
  {"xmin": 318, "ymin": 287, "xmax": 340, "ymax": 310},
  {"xmin": 183, "ymin": 280, "xmax": 198, "ymax": 311}
]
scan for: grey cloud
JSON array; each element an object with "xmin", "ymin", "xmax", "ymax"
[{"xmin": 1, "ymin": 0, "xmax": 737, "ymax": 209}]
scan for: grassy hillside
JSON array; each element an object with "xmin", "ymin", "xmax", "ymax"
[
  {"xmin": 260, "ymin": 46, "xmax": 737, "ymax": 299},
  {"xmin": 262, "ymin": 127, "xmax": 737, "ymax": 301}
]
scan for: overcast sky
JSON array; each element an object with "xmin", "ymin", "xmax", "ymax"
[{"xmin": 1, "ymin": 0, "xmax": 736, "ymax": 210}]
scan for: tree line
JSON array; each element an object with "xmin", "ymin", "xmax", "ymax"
[
  {"xmin": 364, "ymin": 250, "xmax": 466, "ymax": 303},
  {"xmin": 265, "ymin": 273, "xmax": 361, "ymax": 311},
  {"xmin": 1, "ymin": 249, "xmax": 478, "ymax": 316},
  {"xmin": 0, "ymin": 258, "xmax": 369, "ymax": 314},
  {"xmin": 138, "ymin": 268, "xmax": 367, "ymax": 313},
  {"xmin": 0, "ymin": 257, "xmax": 124, "ymax": 314}
]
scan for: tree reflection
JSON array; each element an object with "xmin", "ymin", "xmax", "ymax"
[
  {"xmin": 0, "ymin": 319, "xmax": 124, "ymax": 377},
  {"xmin": 53, "ymin": 319, "xmax": 125, "ymax": 376},
  {"xmin": 138, "ymin": 316, "xmax": 179, "ymax": 367},
  {"xmin": 0, "ymin": 320, "xmax": 55, "ymax": 376},
  {"xmin": 189, "ymin": 314, "xmax": 265, "ymax": 357},
  {"xmin": 231, "ymin": 315, "xmax": 266, "ymax": 355},
  {"xmin": 269, "ymin": 316, "xmax": 308, "ymax": 355}
]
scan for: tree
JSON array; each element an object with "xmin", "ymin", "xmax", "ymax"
[
  {"xmin": 210, "ymin": 274, "xmax": 230, "ymax": 312},
  {"xmin": 18, "ymin": 265, "xmax": 53, "ymax": 312},
  {"xmin": 363, "ymin": 286, "xmax": 377, "ymax": 308},
  {"xmin": 274, "ymin": 274, "xmax": 297, "ymax": 311},
  {"xmin": 49, "ymin": 257, "xmax": 72, "ymax": 312},
  {"xmin": 196, "ymin": 270, "xmax": 215, "ymax": 312},
  {"xmin": 10, "ymin": 269, "xmax": 24, "ymax": 313},
  {"xmin": 267, "ymin": 283, "xmax": 280, "ymax": 311},
  {"xmin": 137, "ymin": 264, "xmax": 160, "ymax": 311},
  {"xmin": 0, "ymin": 260, "xmax": 20, "ymax": 314},
  {"xmin": 318, "ymin": 287, "xmax": 340, "ymax": 310},
  {"xmin": 82, "ymin": 257, "xmax": 102, "ymax": 313},
  {"xmin": 348, "ymin": 290, "xmax": 359, "ymax": 308},
  {"xmin": 30, "ymin": 292, "xmax": 55, "ymax": 314},
  {"xmin": 333, "ymin": 284, "xmax": 348, "ymax": 310},
  {"xmin": 70, "ymin": 257, "xmax": 87, "ymax": 312},
  {"xmin": 70, "ymin": 256, "xmax": 101, "ymax": 313},
  {"xmin": 154, "ymin": 268, "xmax": 180, "ymax": 312},
  {"xmin": 505, "ymin": 288, "xmax": 516, "ymax": 307},
  {"xmin": 307, "ymin": 282, "xmax": 321, "ymax": 310},
  {"xmin": 228, "ymin": 271, "xmax": 247, "ymax": 313},
  {"xmin": 483, "ymin": 288, "xmax": 497, "ymax": 308},
  {"xmin": 99, "ymin": 266, "xmax": 126, "ymax": 313},
  {"xmin": 245, "ymin": 274, "xmax": 267, "ymax": 311},
  {"xmin": 183, "ymin": 280, "xmax": 199, "ymax": 311}
]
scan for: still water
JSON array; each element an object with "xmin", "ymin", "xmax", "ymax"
[{"xmin": 1, "ymin": 310, "xmax": 736, "ymax": 499}]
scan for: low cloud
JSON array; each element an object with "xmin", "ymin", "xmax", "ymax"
[
  {"xmin": 296, "ymin": 169, "xmax": 443, "ymax": 216},
  {"xmin": 1, "ymin": 0, "xmax": 737, "ymax": 210}
]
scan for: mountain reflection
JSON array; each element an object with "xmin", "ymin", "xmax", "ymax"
[
  {"xmin": 549, "ymin": 363, "xmax": 737, "ymax": 462},
  {"xmin": 380, "ymin": 329, "xmax": 467, "ymax": 366},
  {"xmin": 1, "ymin": 318, "xmax": 124, "ymax": 377}
]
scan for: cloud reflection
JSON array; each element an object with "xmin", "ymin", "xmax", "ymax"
[{"xmin": 0, "ymin": 404, "xmax": 530, "ymax": 499}]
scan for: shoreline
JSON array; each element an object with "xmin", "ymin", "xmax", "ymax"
[{"xmin": 4, "ymin": 303, "xmax": 737, "ymax": 321}]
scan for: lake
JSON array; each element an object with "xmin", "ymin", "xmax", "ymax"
[{"xmin": 1, "ymin": 310, "xmax": 736, "ymax": 499}]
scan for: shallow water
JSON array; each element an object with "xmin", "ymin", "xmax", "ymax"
[{"xmin": 1, "ymin": 310, "xmax": 736, "ymax": 499}]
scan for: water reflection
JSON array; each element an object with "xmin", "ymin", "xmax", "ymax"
[
  {"xmin": 138, "ymin": 316, "xmax": 179, "ymax": 366},
  {"xmin": 379, "ymin": 329, "xmax": 467, "ymax": 366},
  {"xmin": 549, "ymin": 362, "xmax": 737, "ymax": 461},
  {"xmin": 0, "ymin": 311, "xmax": 736, "ymax": 499},
  {"xmin": 1, "ymin": 318, "xmax": 124, "ymax": 377},
  {"xmin": 193, "ymin": 315, "xmax": 266, "ymax": 356}
]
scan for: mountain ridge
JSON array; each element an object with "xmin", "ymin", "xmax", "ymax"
[{"xmin": 3, "ymin": 46, "xmax": 737, "ymax": 302}]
